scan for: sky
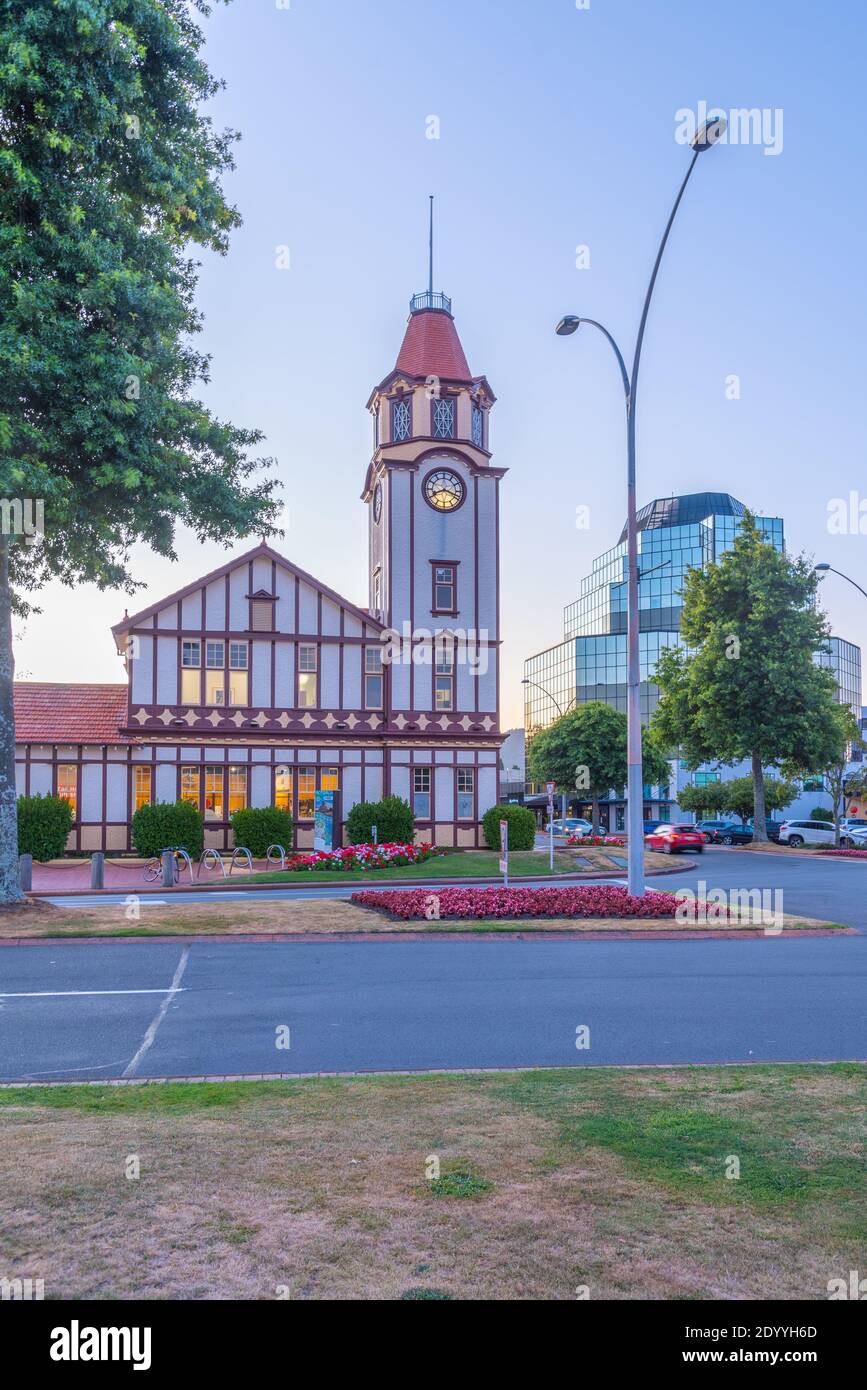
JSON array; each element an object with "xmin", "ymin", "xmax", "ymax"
[{"xmin": 14, "ymin": 0, "xmax": 867, "ymax": 729}]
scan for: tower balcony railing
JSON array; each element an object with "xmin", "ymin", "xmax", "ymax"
[{"xmin": 410, "ymin": 290, "xmax": 452, "ymax": 314}]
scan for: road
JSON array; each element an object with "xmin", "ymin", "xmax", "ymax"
[{"xmin": 5, "ymin": 849, "xmax": 863, "ymax": 1082}]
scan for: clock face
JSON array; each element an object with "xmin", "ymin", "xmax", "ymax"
[
  {"xmin": 373, "ymin": 482, "xmax": 382, "ymax": 524},
  {"xmin": 423, "ymin": 468, "xmax": 465, "ymax": 512}
]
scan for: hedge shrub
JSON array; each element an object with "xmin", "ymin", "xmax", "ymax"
[
  {"xmin": 17, "ymin": 793, "xmax": 74, "ymax": 861},
  {"xmin": 346, "ymin": 795, "xmax": 414, "ymax": 846},
  {"xmin": 230, "ymin": 806, "xmax": 294, "ymax": 857},
  {"xmin": 131, "ymin": 800, "xmax": 204, "ymax": 859},
  {"xmin": 481, "ymin": 803, "xmax": 536, "ymax": 852}
]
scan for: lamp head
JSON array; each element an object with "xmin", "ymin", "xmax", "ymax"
[
  {"xmin": 691, "ymin": 115, "xmax": 727, "ymax": 151},
  {"xmin": 555, "ymin": 315, "xmax": 581, "ymax": 336},
  {"xmin": 814, "ymin": 563, "xmax": 831, "ymax": 572}
]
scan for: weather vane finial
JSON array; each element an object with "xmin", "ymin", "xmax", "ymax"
[{"xmin": 428, "ymin": 194, "xmax": 434, "ymax": 299}]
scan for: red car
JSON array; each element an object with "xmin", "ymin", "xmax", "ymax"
[{"xmin": 644, "ymin": 823, "xmax": 705, "ymax": 854}]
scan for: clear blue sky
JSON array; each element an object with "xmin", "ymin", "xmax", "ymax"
[{"xmin": 15, "ymin": 0, "xmax": 867, "ymax": 727}]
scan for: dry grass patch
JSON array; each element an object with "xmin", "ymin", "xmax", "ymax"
[{"xmin": 0, "ymin": 1065, "xmax": 862, "ymax": 1300}]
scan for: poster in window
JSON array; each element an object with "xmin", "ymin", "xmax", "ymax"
[{"xmin": 314, "ymin": 790, "xmax": 335, "ymax": 852}]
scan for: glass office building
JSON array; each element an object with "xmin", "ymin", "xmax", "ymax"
[{"xmin": 524, "ymin": 493, "xmax": 785, "ymax": 822}]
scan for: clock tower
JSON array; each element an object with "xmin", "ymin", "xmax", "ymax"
[{"xmin": 362, "ymin": 277, "xmax": 505, "ymax": 839}]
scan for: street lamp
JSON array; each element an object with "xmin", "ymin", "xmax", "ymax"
[
  {"xmin": 555, "ymin": 115, "xmax": 726, "ymax": 896},
  {"xmin": 814, "ymin": 563, "xmax": 867, "ymax": 602},
  {"xmin": 522, "ymin": 677, "xmax": 576, "ymax": 818}
]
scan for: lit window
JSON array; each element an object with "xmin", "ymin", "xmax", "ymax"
[
  {"xmin": 181, "ymin": 669, "xmax": 200, "ymax": 704},
  {"xmin": 298, "ymin": 645, "xmax": 317, "ymax": 708},
  {"xmin": 457, "ymin": 768, "xmax": 474, "ymax": 820},
  {"xmin": 433, "ymin": 397, "xmax": 455, "ymax": 439},
  {"xmin": 180, "ymin": 766, "xmax": 200, "ymax": 808},
  {"xmin": 204, "ymin": 766, "xmax": 223, "ymax": 820},
  {"xmin": 298, "ymin": 768, "xmax": 316, "ymax": 818},
  {"xmin": 205, "ymin": 669, "xmax": 225, "ymax": 706},
  {"xmin": 433, "ymin": 564, "xmax": 456, "ymax": 613},
  {"xmin": 228, "ymin": 766, "xmax": 247, "ymax": 814},
  {"xmin": 134, "ymin": 765, "xmax": 152, "ymax": 812},
  {"xmin": 275, "ymin": 766, "xmax": 293, "ymax": 812},
  {"xmin": 392, "ymin": 397, "xmax": 411, "ymax": 442},
  {"xmin": 413, "ymin": 767, "xmax": 431, "ymax": 819},
  {"xmin": 228, "ymin": 641, "xmax": 248, "ymax": 707},
  {"xmin": 364, "ymin": 646, "xmax": 383, "ymax": 709},
  {"xmin": 57, "ymin": 764, "xmax": 77, "ymax": 819},
  {"xmin": 321, "ymin": 767, "xmax": 339, "ymax": 792}
]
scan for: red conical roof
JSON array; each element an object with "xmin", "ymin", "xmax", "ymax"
[{"xmin": 395, "ymin": 309, "xmax": 472, "ymax": 381}]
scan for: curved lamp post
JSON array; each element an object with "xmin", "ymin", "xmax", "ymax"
[
  {"xmin": 814, "ymin": 562, "xmax": 867, "ymax": 602},
  {"xmin": 555, "ymin": 114, "xmax": 727, "ymax": 895},
  {"xmin": 522, "ymin": 677, "xmax": 576, "ymax": 817}
]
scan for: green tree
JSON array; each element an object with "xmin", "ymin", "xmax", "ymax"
[
  {"xmin": 0, "ymin": 2, "xmax": 280, "ymax": 902},
  {"xmin": 676, "ymin": 782, "xmax": 729, "ymax": 819},
  {"xmin": 526, "ymin": 701, "xmax": 670, "ymax": 833},
  {"xmin": 652, "ymin": 514, "xmax": 845, "ymax": 843},
  {"xmin": 716, "ymin": 775, "xmax": 798, "ymax": 825}
]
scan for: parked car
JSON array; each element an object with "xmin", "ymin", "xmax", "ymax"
[
  {"xmin": 547, "ymin": 817, "xmax": 594, "ymax": 838},
  {"xmin": 695, "ymin": 819, "xmax": 739, "ymax": 842},
  {"xmin": 644, "ymin": 823, "xmax": 705, "ymax": 854},
  {"xmin": 711, "ymin": 824, "xmax": 754, "ymax": 846},
  {"xmin": 746, "ymin": 818, "xmax": 783, "ymax": 843},
  {"xmin": 777, "ymin": 819, "xmax": 836, "ymax": 848},
  {"xmin": 839, "ymin": 818, "xmax": 867, "ymax": 847}
]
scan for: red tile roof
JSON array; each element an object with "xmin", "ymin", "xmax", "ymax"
[
  {"xmin": 14, "ymin": 683, "xmax": 129, "ymax": 744},
  {"xmin": 395, "ymin": 309, "xmax": 472, "ymax": 381}
]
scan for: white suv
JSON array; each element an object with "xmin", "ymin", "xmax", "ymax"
[{"xmin": 778, "ymin": 819, "xmax": 836, "ymax": 848}]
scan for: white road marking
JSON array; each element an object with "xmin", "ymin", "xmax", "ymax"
[
  {"xmin": 0, "ymin": 988, "xmax": 188, "ymax": 999},
  {"xmin": 122, "ymin": 947, "xmax": 191, "ymax": 1078}
]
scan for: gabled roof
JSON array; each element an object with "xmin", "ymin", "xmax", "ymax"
[
  {"xmin": 111, "ymin": 541, "xmax": 382, "ymax": 637},
  {"xmin": 14, "ymin": 684, "xmax": 129, "ymax": 744}
]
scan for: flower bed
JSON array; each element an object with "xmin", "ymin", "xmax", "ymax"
[
  {"xmin": 284, "ymin": 842, "xmax": 442, "ymax": 873},
  {"xmin": 351, "ymin": 884, "xmax": 685, "ymax": 920},
  {"xmin": 817, "ymin": 848, "xmax": 867, "ymax": 859},
  {"xmin": 566, "ymin": 834, "xmax": 625, "ymax": 847}
]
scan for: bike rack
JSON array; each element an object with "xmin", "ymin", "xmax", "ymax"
[
  {"xmin": 266, "ymin": 843, "xmax": 288, "ymax": 870},
  {"xmin": 173, "ymin": 849, "xmax": 193, "ymax": 882},
  {"xmin": 197, "ymin": 848, "xmax": 228, "ymax": 880},
  {"xmin": 229, "ymin": 847, "xmax": 254, "ymax": 875}
]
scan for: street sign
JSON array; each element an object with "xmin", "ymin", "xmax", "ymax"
[
  {"xmin": 546, "ymin": 781, "xmax": 555, "ymax": 869},
  {"xmin": 499, "ymin": 818, "xmax": 509, "ymax": 883}
]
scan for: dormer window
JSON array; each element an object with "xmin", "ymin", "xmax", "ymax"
[
  {"xmin": 392, "ymin": 397, "xmax": 412, "ymax": 442},
  {"xmin": 471, "ymin": 403, "xmax": 485, "ymax": 448},
  {"xmin": 433, "ymin": 396, "xmax": 455, "ymax": 439}
]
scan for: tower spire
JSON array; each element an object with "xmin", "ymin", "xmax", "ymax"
[{"xmin": 428, "ymin": 194, "xmax": 434, "ymax": 299}]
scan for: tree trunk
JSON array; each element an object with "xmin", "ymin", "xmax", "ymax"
[
  {"xmin": 591, "ymin": 793, "xmax": 600, "ymax": 835},
  {"xmin": 751, "ymin": 752, "xmax": 768, "ymax": 843},
  {"xmin": 0, "ymin": 537, "xmax": 23, "ymax": 903}
]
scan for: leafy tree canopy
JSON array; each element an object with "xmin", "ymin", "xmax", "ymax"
[{"xmin": 527, "ymin": 701, "xmax": 670, "ymax": 825}]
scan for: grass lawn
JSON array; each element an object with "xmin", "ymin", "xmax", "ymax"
[
  {"xmin": 240, "ymin": 847, "xmax": 653, "ymax": 884},
  {"xmin": 0, "ymin": 897, "xmax": 844, "ymax": 938},
  {"xmin": 0, "ymin": 1064, "xmax": 862, "ymax": 1300}
]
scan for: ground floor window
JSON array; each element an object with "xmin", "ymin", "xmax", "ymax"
[
  {"xmin": 321, "ymin": 767, "xmax": 339, "ymax": 792},
  {"xmin": 228, "ymin": 766, "xmax": 247, "ymax": 814},
  {"xmin": 133, "ymin": 765, "xmax": 152, "ymax": 812},
  {"xmin": 456, "ymin": 768, "xmax": 474, "ymax": 819},
  {"xmin": 275, "ymin": 766, "xmax": 292, "ymax": 811},
  {"xmin": 57, "ymin": 764, "xmax": 77, "ymax": 819},
  {"xmin": 181, "ymin": 766, "xmax": 200, "ymax": 808},
  {"xmin": 205, "ymin": 766, "xmax": 223, "ymax": 820},
  {"xmin": 298, "ymin": 768, "xmax": 316, "ymax": 819},
  {"xmin": 413, "ymin": 767, "xmax": 431, "ymax": 819}
]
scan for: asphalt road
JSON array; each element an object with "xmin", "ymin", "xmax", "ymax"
[
  {"xmin": 8, "ymin": 850, "xmax": 864, "ymax": 1081},
  {"xmin": 0, "ymin": 933, "xmax": 864, "ymax": 1081}
]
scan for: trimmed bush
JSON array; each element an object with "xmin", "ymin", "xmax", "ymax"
[
  {"xmin": 809, "ymin": 806, "xmax": 834, "ymax": 821},
  {"xmin": 230, "ymin": 806, "xmax": 294, "ymax": 858},
  {"xmin": 346, "ymin": 795, "xmax": 414, "ymax": 846},
  {"xmin": 131, "ymin": 800, "xmax": 204, "ymax": 859},
  {"xmin": 481, "ymin": 803, "xmax": 536, "ymax": 852},
  {"xmin": 17, "ymin": 793, "xmax": 74, "ymax": 862}
]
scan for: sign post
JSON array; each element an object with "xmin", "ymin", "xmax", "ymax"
[
  {"xmin": 371, "ymin": 823, "xmax": 378, "ymax": 845},
  {"xmin": 546, "ymin": 781, "xmax": 555, "ymax": 871},
  {"xmin": 499, "ymin": 818, "xmax": 509, "ymax": 886}
]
